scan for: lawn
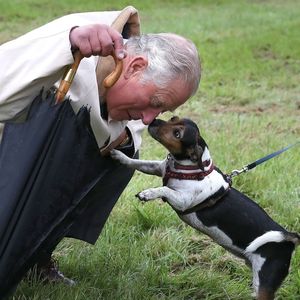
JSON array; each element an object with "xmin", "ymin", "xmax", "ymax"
[{"xmin": 1, "ymin": 0, "xmax": 299, "ymax": 299}]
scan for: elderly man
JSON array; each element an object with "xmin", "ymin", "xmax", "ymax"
[{"xmin": 0, "ymin": 6, "xmax": 201, "ymax": 284}]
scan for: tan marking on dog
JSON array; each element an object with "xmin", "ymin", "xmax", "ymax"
[
  {"xmin": 257, "ymin": 287, "xmax": 275, "ymax": 300},
  {"xmin": 156, "ymin": 123, "xmax": 185, "ymax": 154}
]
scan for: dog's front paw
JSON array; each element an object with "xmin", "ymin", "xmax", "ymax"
[
  {"xmin": 110, "ymin": 149, "xmax": 130, "ymax": 164},
  {"xmin": 136, "ymin": 188, "xmax": 159, "ymax": 202}
]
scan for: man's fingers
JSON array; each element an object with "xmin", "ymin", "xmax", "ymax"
[
  {"xmin": 77, "ymin": 39, "xmax": 93, "ymax": 57},
  {"xmin": 69, "ymin": 24, "xmax": 126, "ymax": 59},
  {"xmin": 89, "ymin": 30, "xmax": 103, "ymax": 56},
  {"xmin": 96, "ymin": 30, "xmax": 114, "ymax": 56},
  {"xmin": 108, "ymin": 28, "xmax": 125, "ymax": 59}
]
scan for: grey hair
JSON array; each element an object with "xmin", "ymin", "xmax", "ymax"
[{"xmin": 125, "ymin": 33, "xmax": 201, "ymax": 97}]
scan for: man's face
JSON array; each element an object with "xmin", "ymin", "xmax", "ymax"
[{"xmin": 105, "ymin": 56, "xmax": 191, "ymax": 125}]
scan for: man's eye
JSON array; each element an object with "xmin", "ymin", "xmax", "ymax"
[{"xmin": 173, "ymin": 129, "xmax": 181, "ymax": 139}]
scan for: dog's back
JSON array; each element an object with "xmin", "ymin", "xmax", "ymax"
[{"xmin": 180, "ymin": 187, "xmax": 295, "ymax": 253}]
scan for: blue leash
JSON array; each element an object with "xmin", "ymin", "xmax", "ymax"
[{"xmin": 228, "ymin": 141, "xmax": 299, "ymax": 180}]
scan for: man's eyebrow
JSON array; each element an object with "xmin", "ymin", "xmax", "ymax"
[{"xmin": 150, "ymin": 95, "xmax": 179, "ymax": 113}]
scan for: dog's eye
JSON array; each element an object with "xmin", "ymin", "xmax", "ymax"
[{"xmin": 173, "ymin": 129, "xmax": 181, "ymax": 139}]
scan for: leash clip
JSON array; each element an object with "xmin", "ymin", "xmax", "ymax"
[
  {"xmin": 230, "ymin": 166, "xmax": 249, "ymax": 178},
  {"xmin": 226, "ymin": 141, "xmax": 299, "ymax": 185},
  {"xmin": 226, "ymin": 166, "xmax": 249, "ymax": 184}
]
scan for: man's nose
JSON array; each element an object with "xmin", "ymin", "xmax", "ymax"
[{"xmin": 141, "ymin": 110, "xmax": 161, "ymax": 125}]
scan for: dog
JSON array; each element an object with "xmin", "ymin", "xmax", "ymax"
[{"xmin": 110, "ymin": 116, "xmax": 299, "ymax": 300}]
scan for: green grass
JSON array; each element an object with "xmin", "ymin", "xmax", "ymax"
[{"xmin": 1, "ymin": 0, "xmax": 299, "ymax": 299}]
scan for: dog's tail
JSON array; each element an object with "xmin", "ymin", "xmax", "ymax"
[
  {"xmin": 245, "ymin": 230, "xmax": 300, "ymax": 253},
  {"xmin": 284, "ymin": 231, "xmax": 300, "ymax": 246}
]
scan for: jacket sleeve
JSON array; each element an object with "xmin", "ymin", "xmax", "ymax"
[
  {"xmin": 0, "ymin": 23, "xmax": 73, "ymax": 122},
  {"xmin": 0, "ymin": 11, "xmax": 120, "ymax": 122},
  {"xmin": 0, "ymin": 10, "xmax": 146, "ymax": 152}
]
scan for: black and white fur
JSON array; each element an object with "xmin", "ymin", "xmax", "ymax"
[{"xmin": 110, "ymin": 117, "xmax": 299, "ymax": 300}]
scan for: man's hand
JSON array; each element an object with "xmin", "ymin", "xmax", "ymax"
[{"xmin": 69, "ymin": 24, "xmax": 126, "ymax": 59}]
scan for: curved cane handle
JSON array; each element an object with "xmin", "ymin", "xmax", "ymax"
[
  {"xmin": 103, "ymin": 54, "xmax": 123, "ymax": 88},
  {"xmin": 56, "ymin": 52, "xmax": 84, "ymax": 103},
  {"xmin": 56, "ymin": 52, "xmax": 122, "ymax": 103}
]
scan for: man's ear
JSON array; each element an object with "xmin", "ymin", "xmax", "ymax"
[{"xmin": 124, "ymin": 56, "xmax": 148, "ymax": 79}]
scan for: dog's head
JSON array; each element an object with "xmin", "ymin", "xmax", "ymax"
[{"xmin": 148, "ymin": 117, "xmax": 208, "ymax": 168}]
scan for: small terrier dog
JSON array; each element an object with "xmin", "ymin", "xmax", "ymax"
[{"xmin": 111, "ymin": 117, "xmax": 299, "ymax": 300}]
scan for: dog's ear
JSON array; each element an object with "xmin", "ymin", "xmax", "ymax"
[{"xmin": 187, "ymin": 143, "xmax": 204, "ymax": 168}]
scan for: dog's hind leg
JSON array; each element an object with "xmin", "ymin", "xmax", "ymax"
[
  {"xmin": 253, "ymin": 242, "xmax": 294, "ymax": 300},
  {"xmin": 248, "ymin": 253, "xmax": 267, "ymax": 299},
  {"xmin": 256, "ymin": 287, "xmax": 275, "ymax": 300},
  {"xmin": 255, "ymin": 258, "xmax": 288, "ymax": 300}
]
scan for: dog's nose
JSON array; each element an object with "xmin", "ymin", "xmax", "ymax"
[
  {"xmin": 149, "ymin": 118, "xmax": 162, "ymax": 127},
  {"xmin": 148, "ymin": 118, "xmax": 165, "ymax": 128},
  {"xmin": 149, "ymin": 119, "xmax": 157, "ymax": 126}
]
